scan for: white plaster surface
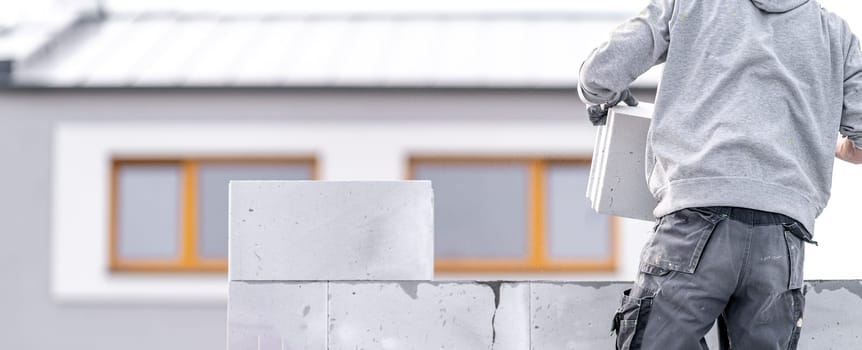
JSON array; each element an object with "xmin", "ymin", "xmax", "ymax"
[
  {"xmin": 229, "ymin": 181, "xmax": 434, "ymax": 281},
  {"xmin": 228, "ymin": 281, "xmax": 327, "ymax": 350},
  {"xmin": 328, "ymin": 282, "xmax": 497, "ymax": 349}
]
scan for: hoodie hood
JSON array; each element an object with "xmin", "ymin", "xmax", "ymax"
[{"xmin": 750, "ymin": 0, "xmax": 810, "ymax": 13}]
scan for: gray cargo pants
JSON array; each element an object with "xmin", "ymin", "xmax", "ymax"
[{"xmin": 612, "ymin": 207, "xmax": 814, "ymax": 350}]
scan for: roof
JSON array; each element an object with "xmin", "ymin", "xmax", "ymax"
[{"xmin": 4, "ymin": 12, "xmax": 663, "ymax": 89}]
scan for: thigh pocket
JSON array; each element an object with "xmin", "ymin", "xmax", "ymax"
[
  {"xmin": 611, "ymin": 288, "xmax": 654, "ymax": 350},
  {"xmin": 640, "ymin": 208, "xmax": 725, "ymax": 274}
]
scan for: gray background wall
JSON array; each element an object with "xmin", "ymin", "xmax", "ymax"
[{"xmin": 0, "ymin": 88, "xmax": 630, "ymax": 350}]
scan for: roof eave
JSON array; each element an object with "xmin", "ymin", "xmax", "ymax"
[{"xmin": 1, "ymin": 10, "xmax": 102, "ymax": 86}]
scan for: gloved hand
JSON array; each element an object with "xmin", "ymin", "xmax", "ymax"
[{"xmin": 587, "ymin": 89, "xmax": 639, "ymax": 126}]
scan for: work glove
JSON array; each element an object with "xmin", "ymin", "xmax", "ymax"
[{"xmin": 587, "ymin": 89, "xmax": 639, "ymax": 126}]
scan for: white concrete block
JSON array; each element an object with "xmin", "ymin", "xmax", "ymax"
[
  {"xmin": 588, "ymin": 103, "xmax": 658, "ymax": 221},
  {"xmin": 229, "ymin": 181, "xmax": 434, "ymax": 281},
  {"xmin": 800, "ymin": 281, "xmax": 862, "ymax": 349},
  {"xmin": 493, "ymin": 283, "xmax": 531, "ymax": 350},
  {"xmin": 531, "ymin": 282, "xmax": 629, "ymax": 350},
  {"xmin": 228, "ymin": 281, "xmax": 326, "ymax": 350},
  {"xmin": 328, "ymin": 282, "xmax": 508, "ymax": 350},
  {"xmin": 587, "ymin": 113, "xmax": 614, "ymax": 205}
]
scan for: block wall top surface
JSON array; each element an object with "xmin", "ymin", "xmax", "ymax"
[{"xmin": 229, "ymin": 181, "xmax": 434, "ymax": 281}]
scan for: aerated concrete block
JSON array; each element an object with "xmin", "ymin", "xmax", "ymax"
[
  {"xmin": 228, "ymin": 282, "xmax": 326, "ymax": 350},
  {"xmin": 588, "ymin": 103, "xmax": 658, "ymax": 221},
  {"xmin": 328, "ymin": 282, "xmax": 528, "ymax": 350},
  {"xmin": 531, "ymin": 282, "xmax": 629, "ymax": 350},
  {"xmin": 493, "ymin": 283, "xmax": 531, "ymax": 350},
  {"xmin": 800, "ymin": 281, "xmax": 862, "ymax": 348},
  {"xmin": 229, "ymin": 181, "xmax": 434, "ymax": 281}
]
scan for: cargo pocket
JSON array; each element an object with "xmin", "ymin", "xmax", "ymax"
[
  {"xmin": 611, "ymin": 288, "xmax": 654, "ymax": 350},
  {"xmin": 640, "ymin": 208, "xmax": 726, "ymax": 274}
]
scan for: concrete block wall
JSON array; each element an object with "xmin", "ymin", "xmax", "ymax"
[
  {"xmin": 229, "ymin": 181, "xmax": 862, "ymax": 349},
  {"xmin": 229, "ymin": 280, "xmax": 862, "ymax": 349}
]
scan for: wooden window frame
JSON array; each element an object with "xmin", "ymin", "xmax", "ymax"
[
  {"xmin": 109, "ymin": 156, "xmax": 318, "ymax": 273},
  {"xmin": 407, "ymin": 156, "xmax": 618, "ymax": 273}
]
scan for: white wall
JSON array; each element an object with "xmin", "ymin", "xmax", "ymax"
[
  {"xmin": 48, "ymin": 89, "xmax": 862, "ymax": 307},
  {"xmin": 54, "ymin": 120, "xmax": 645, "ymax": 304},
  {"xmin": 56, "ymin": 119, "xmax": 862, "ymax": 298}
]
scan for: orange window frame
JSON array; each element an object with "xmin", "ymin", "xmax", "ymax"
[
  {"xmin": 407, "ymin": 156, "xmax": 617, "ymax": 273},
  {"xmin": 109, "ymin": 156, "xmax": 318, "ymax": 273}
]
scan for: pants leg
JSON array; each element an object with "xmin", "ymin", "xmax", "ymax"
[
  {"xmin": 613, "ymin": 207, "xmax": 739, "ymax": 350},
  {"xmin": 723, "ymin": 215, "xmax": 806, "ymax": 350},
  {"xmin": 612, "ymin": 207, "xmax": 807, "ymax": 350}
]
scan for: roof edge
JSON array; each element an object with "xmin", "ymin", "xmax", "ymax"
[
  {"xmin": 0, "ymin": 85, "xmax": 659, "ymax": 95},
  {"xmin": 103, "ymin": 10, "xmax": 634, "ymax": 22},
  {"xmin": 2, "ymin": 9, "xmax": 104, "ymax": 86}
]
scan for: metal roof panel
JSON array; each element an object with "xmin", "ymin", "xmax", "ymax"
[{"xmin": 10, "ymin": 13, "xmax": 663, "ymax": 88}]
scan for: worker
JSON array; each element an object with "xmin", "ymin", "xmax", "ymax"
[{"xmin": 578, "ymin": 0, "xmax": 862, "ymax": 349}]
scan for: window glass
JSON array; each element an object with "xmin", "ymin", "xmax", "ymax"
[
  {"xmin": 545, "ymin": 163, "xmax": 611, "ymax": 260},
  {"xmin": 413, "ymin": 162, "xmax": 528, "ymax": 259},
  {"xmin": 197, "ymin": 162, "xmax": 313, "ymax": 258},
  {"xmin": 117, "ymin": 164, "xmax": 181, "ymax": 259}
]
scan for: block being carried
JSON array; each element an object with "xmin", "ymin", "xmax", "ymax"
[{"xmin": 587, "ymin": 102, "xmax": 657, "ymax": 222}]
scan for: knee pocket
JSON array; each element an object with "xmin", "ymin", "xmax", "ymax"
[{"xmin": 612, "ymin": 288, "xmax": 654, "ymax": 350}]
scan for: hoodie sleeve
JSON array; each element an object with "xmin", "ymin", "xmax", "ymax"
[
  {"xmin": 578, "ymin": 0, "xmax": 676, "ymax": 105},
  {"xmin": 841, "ymin": 25, "xmax": 862, "ymax": 150}
]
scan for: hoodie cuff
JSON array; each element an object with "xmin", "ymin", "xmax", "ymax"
[
  {"xmin": 578, "ymin": 82, "xmax": 599, "ymax": 106},
  {"xmin": 578, "ymin": 59, "xmax": 612, "ymax": 105},
  {"xmin": 578, "ymin": 80, "xmax": 619, "ymax": 106}
]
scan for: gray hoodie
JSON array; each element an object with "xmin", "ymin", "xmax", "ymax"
[{"xmin": 579, "ymin": 0, "xmax": 862, "ymax": 234}]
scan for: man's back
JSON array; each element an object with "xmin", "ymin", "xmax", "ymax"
[{"xmin": 579, "ymin": 0, "xmax": 862, "ymax": 233}]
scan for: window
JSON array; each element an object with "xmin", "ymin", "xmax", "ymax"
[
  {"xmin": 110, "ymin": 157, "xmax": 317, "ymax": 272},
  {"xmin": 409, "ymin": 157, "xmax": 616, "ymax": 272}
]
